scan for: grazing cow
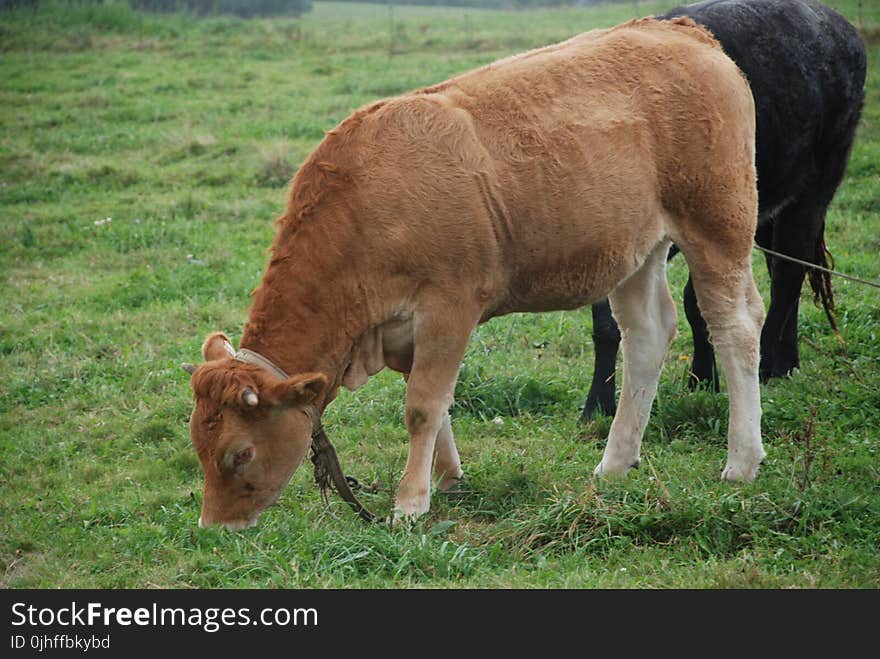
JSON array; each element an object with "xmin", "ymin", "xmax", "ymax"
[
  {"xmin": 582, "ymin": 0, "xmax": 867, "ymax": 419},
  {"xmin": 184, "ymin": 18, "xmax": 765, "ymax": 529}
]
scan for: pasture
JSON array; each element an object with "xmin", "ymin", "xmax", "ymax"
[{"xmin": 1, "ymin": 0, "xmax": 878, "ymax": 588}]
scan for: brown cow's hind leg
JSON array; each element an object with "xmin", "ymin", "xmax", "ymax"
[
  {"xmin": 685, "ymin": 249, "xmax": 765, "ymax": 481},
  {"xmin": 595, "ymin": 240, "xmax": 677, "ymax": 477}
]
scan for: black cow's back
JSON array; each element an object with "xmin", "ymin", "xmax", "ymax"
[{"xmin": 659, "ymin": 0, "xmax": 866, "ymax": 219}]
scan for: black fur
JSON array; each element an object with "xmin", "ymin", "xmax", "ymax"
[{"xmin": 582, "ymin": 0, "xmax": 866, "ymax": 420}]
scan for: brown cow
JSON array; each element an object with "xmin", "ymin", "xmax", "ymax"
[{"xmin": 184, "ymin": 17, "xmax": 765, "ymax": 529}]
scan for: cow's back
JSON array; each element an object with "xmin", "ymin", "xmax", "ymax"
[
  {"xmin": 661, "ymin": 0, "xmax": 867, "ymax": 217},
  {"xmin": 426, "ymin": 19, "xmax": 754, "ymax": 313},
  {"xmin": 304, "ymin": 18, "xmax": 755, "ymax": 319}
]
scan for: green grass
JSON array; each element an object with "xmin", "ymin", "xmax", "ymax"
[{"xmin": 1, "ymin": 0, "xmax": 878, "ymax": 588}]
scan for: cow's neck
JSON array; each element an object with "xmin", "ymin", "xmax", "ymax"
[{"xmin": 238, "ymin": 228, "xmax": 369, "ymax": 408}]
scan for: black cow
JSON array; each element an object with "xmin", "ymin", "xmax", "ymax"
[{"xmin": 582, "ymin": 0, "xmax": 867, "ymax": 419}]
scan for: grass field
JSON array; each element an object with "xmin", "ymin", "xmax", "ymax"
[{"xmin": 1, "ymin": 0, "xmax": 878, "ymax": 588}]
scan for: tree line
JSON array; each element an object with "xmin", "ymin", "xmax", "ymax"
[
  {"xmin": 0, "ymin": 0, "xmax": 312, "ymax": 16},
  {"xmin": 1, "ymin": 0, "xmax": 649, "ymax": 16}
]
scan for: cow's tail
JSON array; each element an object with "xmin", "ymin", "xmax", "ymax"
[{"xmin": 808, "ymin": 231, "xmax": 845, "ymax": 354}]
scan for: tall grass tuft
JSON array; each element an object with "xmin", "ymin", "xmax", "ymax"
[{"xmin": 255, "ymin": 140, "xmax": 296, "ymax": 188}]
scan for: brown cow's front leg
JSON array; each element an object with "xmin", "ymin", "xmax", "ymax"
[{"xmin": 395, "ymin": 302, "xmax": 477, "ymax": 520}]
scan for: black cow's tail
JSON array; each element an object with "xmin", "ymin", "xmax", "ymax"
[{"xmin": 809, "ymin": 230, "xmax": 838, "ymax": 334}]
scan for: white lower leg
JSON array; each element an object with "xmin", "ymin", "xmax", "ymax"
[
  {"xmin": 696, "ymin": 275, "xmax": 765, "ymax": 482},
  {"xmin": 433, "ymin": 412, "xmax": 463, "ymax": 490},
  {"xmin": 595, "ymin": 243, "xmax": 677, "ymax": 477},
  {"xmin": 719, "ymin": 354, "xmax": 764, "ymax": 481},
  {"xmin": 715, "ymin": 310, "xmax": 764, "ymax": 482},
  {"xmin": 597, "ymin": 369, "xmax": 655, "ymax": 473},
  {"xmin": 595, "ymin": 332, "xmax": 670, "ymax": 475}
]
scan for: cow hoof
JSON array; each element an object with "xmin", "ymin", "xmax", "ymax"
[
  {"xmin": 392, "ymin": 493, "xmax": 430, "ymax": 523},
  {"xmin": 438, "ymin": 474, "xmax": 465, "ymax": 493},
  {"xmin": 580, "ymin": 399, "xmax": 616, "ymax": 423},
  {"xmin": 593, "ymin": 458, "xmax": 634, "ymax": 479},
  {"xmin": 721, "ymin": 460, "xmax": 761, "ymax": 483},
  {"xmin": 392, "ymin": 508, "xmax": 429, "ymax": 527}
]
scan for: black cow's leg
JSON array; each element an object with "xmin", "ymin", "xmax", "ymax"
[
  {"xmin": 760, "ymin": 209, "xmax": 812, "ymax": 381},
  {"xmin": 683, "ymin": 276, "xmax": 719, "ymax": 390},
  {"xmin": 581, "ymin": 298, "xmax": 620, "ymax": 420}
]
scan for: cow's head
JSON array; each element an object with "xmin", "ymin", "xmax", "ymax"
[{"xmin": 183, "ymin": 333, "xmax": 328, "ymax": 530}]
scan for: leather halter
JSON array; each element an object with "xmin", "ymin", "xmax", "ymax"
[
  {"xmin": 234, "ymin": 349, "xmax": 376, "ymax": 522},
  {"xmin": 234, "ymin": 348, "xmax": 289, "ymax": 380}
]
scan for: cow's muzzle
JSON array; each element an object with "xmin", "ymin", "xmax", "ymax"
[{"xmin": 198, "ymin": 515, "xmax": 259, "ymax": 531}]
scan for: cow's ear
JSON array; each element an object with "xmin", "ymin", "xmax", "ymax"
[
  {"xmin": 202, "ymin": 332, "xmax": 235, "ymax": 361},
  {"xmin": 267, "ymin": 373, "xmax": 328, "ymax": 408}
]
